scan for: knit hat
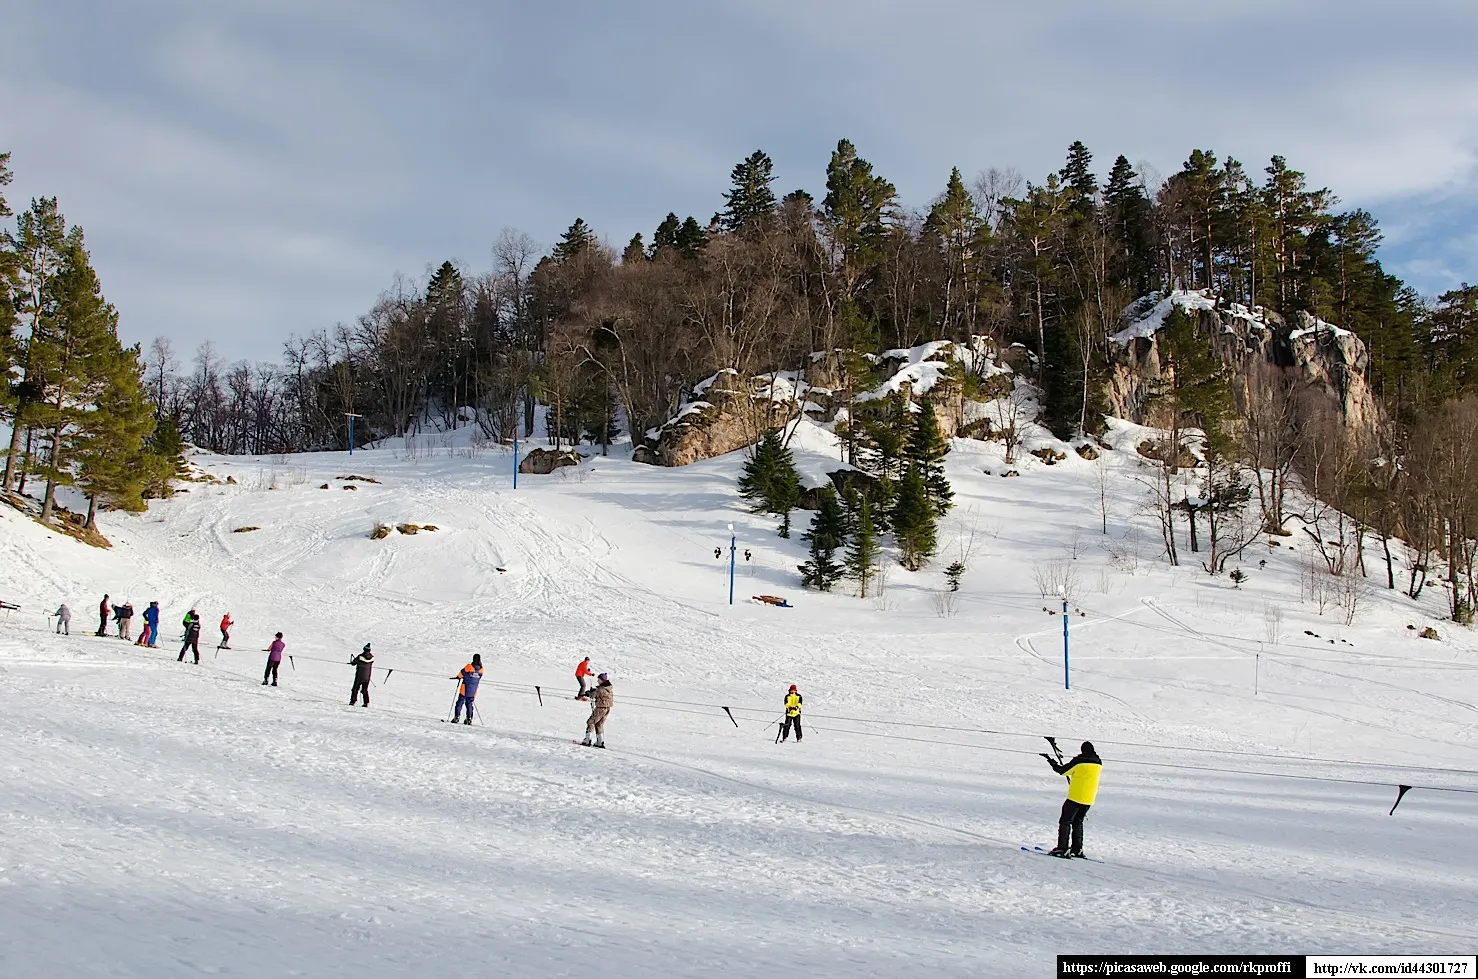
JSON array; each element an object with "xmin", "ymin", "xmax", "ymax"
[
  {"xmin": 789, "ymin": 684, "xmax": 797, "ymax": 692},
  {"xmin": 472, "ymin": 653, "xmax": 482, "ymax": 667},
  {"xmin": 598, "ymin": 672, "xmax": 609, "ymax": 682},
  {"xmin": 363, "ymin": 643, "xmax": 372, "ymax": 653},
  {"xmin": 1081, "ymin": 741, "xmax": 1096, "ymax": 755}
]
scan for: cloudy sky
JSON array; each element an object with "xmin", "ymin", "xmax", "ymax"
[{"xmin": 5, "ymin": 0, "xmax": 1476, "ymax": 363}]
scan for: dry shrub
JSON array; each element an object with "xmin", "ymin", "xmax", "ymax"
[
  {"xmin": 232, "ymin": 526, "xmax": 261, "ymax": 533},
  {"xmin": 396, "ymin": 524, "xmax": 420, "ymax": 535},
  {"xmin": 370, "ymin": 524, "xmax": 392, "ymax": 540}
]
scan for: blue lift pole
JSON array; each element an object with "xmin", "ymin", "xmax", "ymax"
[
  {"xmin": 728, "ymin": 526, "xmax": 737, "ymax": 605},
  {"xmin": 1062, "ymin": 598, "xmax": 1070, "ymax": 690}
]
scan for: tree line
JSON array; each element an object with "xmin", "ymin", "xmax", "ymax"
[{"xmin": 0, "ymin": 153, "xmax": 184, "ymax": 532}]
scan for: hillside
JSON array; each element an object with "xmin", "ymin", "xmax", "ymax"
[{"xmin": 0, "ymin": 428, "xmax": 1475, "ymax": 978}]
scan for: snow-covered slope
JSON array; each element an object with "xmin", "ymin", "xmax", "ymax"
[{"xmin": 1, "ymin": 433, "xmax": 1475, "ymax": 978}]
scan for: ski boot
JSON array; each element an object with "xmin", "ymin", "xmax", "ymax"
[
  {"xmin": 1046, "ymin": 848, "xmax": 1071, "ymax": 858},
  {"xmin": 580, "ymin": 737, "xmax": 592, "ymax": 746},
  {"xmin": 463, "ymin": 717, "xmax": 472, "ymax": 725}
]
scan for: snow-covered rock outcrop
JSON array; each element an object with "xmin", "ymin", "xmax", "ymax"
[{"xmin": 1107, "ymin": 291, "xmax": 1378, "ymax": 434}]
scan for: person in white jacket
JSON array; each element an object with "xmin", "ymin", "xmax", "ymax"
[{"xmin": 53, "ymin": 604, "xmax": 71, "ymax": 635}]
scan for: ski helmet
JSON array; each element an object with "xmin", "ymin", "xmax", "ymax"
[
  {"xmin": 789, "ymin": 684, "xmax": 797, "ymax": 692},
  {"xmin": 472, "ymin": 653, "xmax": 482, "ymax": 667}
]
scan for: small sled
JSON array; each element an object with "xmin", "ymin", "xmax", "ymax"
[{"xmin": 751, "ymin": 594, "xmax": 792, "ymax": 608}]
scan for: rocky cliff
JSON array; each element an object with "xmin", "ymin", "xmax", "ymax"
[{"xmin": 1106, "ymin": 291, "xmax": 1379, "ymax": 434}]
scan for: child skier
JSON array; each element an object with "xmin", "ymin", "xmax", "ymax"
[
  {"xmin": 263, "ymin": 633, "xmax": 285, "ymax": 686},
  {"xmin": 451, "ymin": 653, "xmax": 483, "ymax": 724},
  {"xmin": 575, "ymin": 656, "xmax": 594, "ymax": 700},
  {"xmin": 349, "ymin": 644, "xmax": 374, "ymax": 707},
  {"xmin": 219, "ymin": 612, "xmax": 233, "ymax": 650},
  {"xmin": 1040, "ymin": 741, "xmax": 1102, "ymax": 858},
  {"xmin": 178, "ymin": 609, "xmax": 202, "ymax": 663},
  {"xmin": 53, "ymin": 603, "xmax": 71, "ymax": 635},
  {"xmin": 779, "ymin": 684, "xmax": 803, "ymax": 742},
  {"xmin": 580, "ymin": 673, "xmax": 614, "ymax": 747}
]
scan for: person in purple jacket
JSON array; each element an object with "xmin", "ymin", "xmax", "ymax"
[{"xmin": 263, "ymin": 632, "xmax": 285, "ymax": 686}]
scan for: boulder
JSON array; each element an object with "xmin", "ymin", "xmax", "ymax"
[
  {"xmin": 797, "ymin": 468, "xmax": 881, "ymax": 510},
  {"xmin": 519, "ymin": 448, "xmax": 581, "ymax": 475}
]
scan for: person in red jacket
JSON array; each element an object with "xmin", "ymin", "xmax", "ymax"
[
  {"xmin": 219, "ymin": 613, "xmax": 233, "ymax": 650},
  {"xmin": 575, "ymin": 656, "xmax": 594, "ymax": 700},
  {"xmin": 96, "ymin": 594, "xmax": 110, "ymax": 637}
]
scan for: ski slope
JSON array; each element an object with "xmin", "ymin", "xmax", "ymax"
[{"xmin": 1, "ymin": 428, "xmax": 1475, "ymax": 978}]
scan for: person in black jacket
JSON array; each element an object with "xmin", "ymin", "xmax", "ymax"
[
  {"xmin": 177, "ymin": 609, "xmax": 203, "ymax": 664},
  {"xmin": 349, "ymin": 643, "xmax": 374, "ymax": 707}
]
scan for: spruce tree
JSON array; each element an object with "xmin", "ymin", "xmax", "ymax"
[
  {"xmin": 737, "ymin": 429, "xmax": 801, "ymax": 538},
  {"xmin": 905, "ymin": 398, "xmax": 953, "ymax": 514},
  {"xmin": 798, "ymin": 485, "xmax": 846, "ymax": 590},
  {"xmin": 843, "ymin": 494, "xmax": 881, "ymax": 598},
  {"xmin": 721, "ymin": 150, "xmax": 778, "ymax": 233},
  {"xmin": 1058, "ymin": 140, "xmax": 1098, "ymax": 215},
  {"xmin": 141, "ymin": 415, "xmax": 187, "ymax": 499},
  {"xmin": 892, "ymin": 463, "xmax": 938, "ymax": 571},
  {"xmin": 2, "ymin": 196, "xmax": 70, "ymax": 492},
  {"xmin": 622, "ymin": 233, "xmax": 645, "ymax": 264},
  {"xmin": 0, "ymin": 152, "xmax": 15, "ymax": 407},
  {"xmin": 553, "ymin": 219, "xmax": 594, "ymax": 262},
  {"xmin": 650, "ymin": 213, "xmax": 680, "ymax": 258},
  {"xmin": 1103, "ymin": 155, "xmax": 1155, "ymax": 295},
  {"xmin": 675, "ymin": 216, "xmax": 707, "ymax": 257}
]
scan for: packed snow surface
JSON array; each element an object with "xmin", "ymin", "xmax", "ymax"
[{"xmin": 1, "ymin": 430, "xmax": 1475, "ymax": 978}]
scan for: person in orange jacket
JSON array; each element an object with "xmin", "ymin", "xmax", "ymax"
[
  {"xmin": 219, "ymin": 613, "xmax": 233, "ymax": 650},
  {"xmin": 575, "ymin": 656, "xmax": 594, "ymax": 700},
  {"xmin": 451, "ymin": 654, "xmax": 483, "ymax": 725}
]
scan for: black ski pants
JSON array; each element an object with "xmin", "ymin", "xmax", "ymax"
[
  {"xmin": 263, "ymin": 659, "xmax": 280, "ymax": 684},
  {"xmin": 1056, "ymin": 799, "xmax": 1091, "ymax": 852},
  {"xmin": 97, "ymin": 613, "xmax": 108, "ymax": 636},
  {"xmin": 178, "ymin": 638, "xmax": 200, "ymax": 663},
  {"xmin": 781, "ymin": 715, "xmax": 803, "ymax": 741},
  {"xmin": 350, "ymin": 677, "xmax": 370, "ymax": 707}
]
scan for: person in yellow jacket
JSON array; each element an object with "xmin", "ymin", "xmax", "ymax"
[
  {"xmin": 1041, "ymin": 741, "xmax": 1102, "ymax": 858},
  {"xmin": 779, "ymin": 684, "xmax": 803, "ymax": 742}
]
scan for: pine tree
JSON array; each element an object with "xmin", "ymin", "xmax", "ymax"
[
  {"xmin": 892, "ymin": 463, "xmax": 938, "ymax": 571},
  {"xmin": 944, "ymin": 560, "xmax": 965, "ymax": 592},
  {"xmin": 553, "ymin": 219, "xmax": 594, "ymax": 262},
  {"xmin": 73, "ymin": 342, "xmax": 155, "ymax": 528},
  {"xmin": 821, "ymin": 139, "xmax": 897, "ymax": 343},
  {"xmin": 905, "ymin": 398, "xmax": 953, "ymax": 514},
  {"xmin": 0, "ymin": 152, "xmax": 15, "ymax": 413},
  {"xmin": 843, "ymin": 494, "xmax": 881, "ymax": 598},
  {"xmin": 31, "ymin": 236, "xmax": 122, "ymax": 523},
  {"xmin": 924, "ymin": 167, "xmax": 984, "ymax": 340},
  {"xmin": 622, "ymin": 233, "xmax": 645, "ymax": 264},
  {"xmin": 798, "ymin": 486, "xmax": 847, "ymax": 590},
  {"xmin": 2, "ymin": 196, "xmax": 71, "ymax": 492},
  {"xmin": 1156, "ymin": 306, "xmax": 1234, "ymax": 460},
  {"xmin": 426, "ymin": 260, "xmax": 463, "ymax": 306},
  {"xmin": 721, "ymin": 150, "xmax": 778, "ymax": 234}
]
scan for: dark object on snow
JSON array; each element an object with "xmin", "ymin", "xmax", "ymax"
[
  {"xmin": 752, "ymin": 594, "xmax": 791, "ymax": 608},
  {"xmin": 349, "ymin": 646, "xmax": 374, "ymax": 706}
]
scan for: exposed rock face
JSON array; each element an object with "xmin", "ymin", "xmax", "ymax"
[
  {"xmin": 1107, "ymin": 296, "xmax": 1379, "ymax": 435},
  {"xmin": 519, "ymin": 448, "xmax": 581, "ymax": 474},
  {"xmin": 797, "ymin": 468, "xmax": 880, "ymax": 511},
  {"xmin": 633, "ymin": 397, "xmax": 793, "ymax": 468}
]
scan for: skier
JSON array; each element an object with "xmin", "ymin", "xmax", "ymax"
[
  {"xmin": 575, "ymin": 656, "xmax": 594, "ymax": 700},
  {"xmin": 348, "ymin": 643, "xmax": 374, "ymax": 707},
  {"xmin": 451, "ymin": 653, "xmax": 483, "ymax": 724},
  {"xmin": 580, "ymin": 673, "xmax": 614, "ymax": 747},
  {"xmin": 53, "ymin": 603, "xmax": 71, "ymax": 635},
  {"xmin": 779, "ymin": 684, "xmax": 803, "ymax": 742},
  {"xmin": 1040, "ymin": 741, "xmax": 1102, "ymax": 858},
  {"xmin": 744, "ymin": 549, "xmax": 752, "ymax": 562},
  {"xmin": 116, "ymin": 601, "xmax": 134, "ymax": 641},
  {"xmin": 263, "ymin": 633, "xmax": 285, "ymax": 686},
  {"xmin": 138, "ymin": 601, "xmax": 160, "ymax": 647},
  {"xmin": 714, "ymin": 547, "xmax": 721, "ymax": 560},
  {"xmin": 96, "ymin": 594, "xmax": 110, "ymax": 637},
  {"xmin": 178, "ymin": 609, "xmax": 202, "ymax": 664},
  {"xmin": 219, "ymin": 612, "xmax": 233, "ymax": 650}
]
